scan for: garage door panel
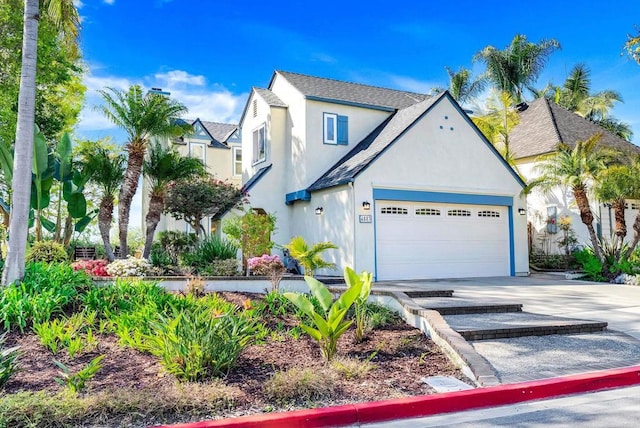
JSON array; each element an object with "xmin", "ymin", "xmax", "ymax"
[{"xmin": 376, "ymin": 201, "xmax": 510, "ymax": 280}]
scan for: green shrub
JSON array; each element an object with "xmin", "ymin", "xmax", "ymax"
[
  {"xmin": 33, "ymin": 311, "xmax": 97, "ymax": 357},
  {"xmin": 54, "ymin": 355, "xmax": 105, "ymax": 394},
  {"xmin": 263, "ymin": 367, "xmax": 336, "ymax": 405},
  {"xmin": 0, "ymin": 332, "xmax": 20, "ymax": 388},
  {"xmin": 0, "ymin": 263, "xmax": 91, "ymax": 332},
  {"xmin": 25, "ymin": 241, "xmax": 68, "ymax": 264},
  {"xmin": 149, "ymin": 242, "xmax": 173, "ymax": 268},
  {"xmin": 180, "ymin": 236, "xmax": 238, "ymax": 271},
  {"xmin": 284, "ymin": 272, "xmax": 361, "ymax": 361},
  {"xmin": 574, "ymin": 248, "xmax": 604, "ymax": 281},
  {"xmin": 200, "ymin": 259, "xmax": 239, "ymax": 276},
  {"xmin": 143, "ymin": 307, "xmax": 257, "ymax": 381},
  {"xmin": 157, "ymin": 231, "xmax": 197, "ymax": 264},
  {"xmin": 223, "ymin": 209, "xmax": 277, "ymax": 262},
  {"xmin": 365, "ymin": 303, "xmax": 401, "ymax": 329}
]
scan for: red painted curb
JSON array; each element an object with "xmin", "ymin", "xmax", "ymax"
[{"xmin": 157, "ymin": 365, "xmax": 640, "ymax": 428}]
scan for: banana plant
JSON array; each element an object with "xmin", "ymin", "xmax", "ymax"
[
  {"xmin": 344, "ymin": 267, "xmax": 374, "ymax": 343},
  {"xmin": 284, "ymin": 272, "xmax": 362, "ymax": 361}
]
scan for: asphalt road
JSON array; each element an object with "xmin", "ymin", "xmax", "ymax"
[{"xmin": 361, "ymin": 385, "xmax": 640, "ymax": 427}]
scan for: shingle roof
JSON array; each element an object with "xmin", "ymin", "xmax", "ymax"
[
  {"xmin": 308, "ymin": 93, "xmax": 444, "ymax": 192},
  {"xmin": 510, "ymin": 98, "xmax": 639, "ymax": 159},
  {"xmin": 275, "ymin": 71, "xmax": 428, "ymax": 110},
  {"xmin": 200, "ymin": 121, "xmax": 238, "ymax": 148},
  {"xmin": 253, "ymin": 87, "xmax": 287, "ymax": 107}
]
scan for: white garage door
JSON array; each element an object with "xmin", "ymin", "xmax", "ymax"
[{"xmin": 376, "ymin": 201, "xmax": 510, "ymax": 280}]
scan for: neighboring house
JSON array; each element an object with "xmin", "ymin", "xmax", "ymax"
[
  {"xmin": 238, "ymin": 70, "xmax": 529, "ymax": 280},
  {"xmin": 510, "ymin": 98, "xmax": 640, "ymax": 255},
  {"xmin": 143, "ymin": 118, "xmax": 242, "ymax": 236}
]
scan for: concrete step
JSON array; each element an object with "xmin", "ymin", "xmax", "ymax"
[
  {"xmin": 404, "ymin": 290, "xmax": 455, "ymax": 298},
  {"xmin": 414, "ymin": 296, "xmax": 522, "ymax": 315},
  {"xmin": 444, "ymin": 312, "xmax": 608, "ymax": 341}
]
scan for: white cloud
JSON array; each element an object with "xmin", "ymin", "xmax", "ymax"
[
  {"xmin": 388, "ymin": 75, "xmax": 441, "ymax": 94},
  {"xmin": 103, "ymin": 0, "xmax": 115, "ymax": 5},
  {"xmin": 154, "ymin": 70, "xmax": 205, "ymax": 87},
  {"xmin": 73, "ymin": 0, "xmax": 84, "ymax": 8}
]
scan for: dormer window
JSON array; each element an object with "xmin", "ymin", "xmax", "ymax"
[
  {"xmin": 323, "ymin": 113, "xmax": 348, "ymax": 145},
  {"xmin": 253, "ymin": 124, "xmax": 266, "ymax": 164}
]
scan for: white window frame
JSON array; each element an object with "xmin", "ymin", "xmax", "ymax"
[
  {"xmin": 233, "ymin": 146, "xmax": 242, "ymax": 176},
  {"xmin": 253, "ymin": 124, "xmax": 266, "ymax": 165},
  {"xmin": 188, "ymin": 142, "xmax": 206, "ymax": 164},
  {"xmin": 323, "ymin": 113, "xmax": 338, "ymax": 145}
]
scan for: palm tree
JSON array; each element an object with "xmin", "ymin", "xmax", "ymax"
[
  {"xmin": 625, "ymin": 30, "xmax": 640, "ymax": 65},
  {"xmin": 444, "ymin": 66, "xmax": 487, "ymax": 105},
  {"xmin": 526, "ymin": 134, "xmax": 611, "ymax": 263},
  {"xmin": 544, "ymin": 64, "xmax": 632, "ymax": 141},
  {"xmin": 141, "ymin": 142, "xmax": 206, "ymax": 258},
  {"xmin": 594, "ymin": 165, "xmax": 635, "ymax": 258},
  {"xmin": 97, "ymin": 86, "xmax": 191, "ymax": 258},
  {"xmin": 472, "ymin": 90, "xmax": 520, "ymax": 168},
  {"xmin": 80, "ymin": 146, "xmax": 126, "ymax": 262},
  {"xmin": 474, "ymin": 34, "xmax": 560, "ymax": 103},
  {"xmin": 2, "ymin": 0, "xmax": 80, "ymax": 286},
  {"xmin": 284, "ymin": 236, "xmax": 338, "ymax": 277}
]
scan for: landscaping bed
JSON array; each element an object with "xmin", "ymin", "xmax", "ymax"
[{"xmin": 0, "ymin": 267, "xmax": 466, "ymax": 428}]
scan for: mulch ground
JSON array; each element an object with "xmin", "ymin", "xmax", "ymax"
[{"xmin": 2, "ymin": 291, "xmax": 469, "ymax": 426}]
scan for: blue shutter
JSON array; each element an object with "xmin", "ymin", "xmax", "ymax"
[{"xmin": 337, "ymin": 115, "xmax": 348, "ymax": 145}]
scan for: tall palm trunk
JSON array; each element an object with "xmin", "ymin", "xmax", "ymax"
[
  {"xmin": 118, "ymin": 143, "xmax": 144, "ymax": 258},
  {"xmin": 2, "ymin": 0, "xmax": 39, "ymax": 286},
  {"xmin": 624, "ymin": 214, "xmax": 640, "ymax": 261},
  {"xmin": 573, "ymin": 186, "xmax": 604, "ymax": 263},
  {"xmin": 99, "ymin": 196, "xmax": 116, "ymax": 262},
  {"xmin": 142, "ymin": 192, "xmax": 164, "ymax": 259},
  {"xmin": 612, "ymin": 199, "xmax": 627, "ymax": 257}
]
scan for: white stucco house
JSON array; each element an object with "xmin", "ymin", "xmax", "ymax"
[
  {"xmin": 238, "ymin": 71, "xmax": 529, "ymax": 280},
  {"xmin": 143, "ymin": 118, "xmax": 242, "ymax": 236},
  {"xmin": 510, "ymin": 98, "xmax": 640, "ymax": 255}
]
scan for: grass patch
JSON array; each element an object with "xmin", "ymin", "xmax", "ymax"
[
  {"xmin": 331, "ymin": 356, "xmax": 374, "ymax": 380},
  {"xmin": 0, "ymin": 382, "xmax": 238, "ymax": 428},
  {"xmin": 263, "ymin": 367, "xmax": 336, "ymax": 405}
]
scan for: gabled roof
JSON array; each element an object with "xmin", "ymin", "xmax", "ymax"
[
  {"xmin": 308, "ymin": 93, "xmax": 443, "ymax": 191},
  {"xmin": 253, "ymin": 87, "xmax": 287, "ymax": 107},
  {"xmin": 180, "ymin": 119, "xmax": 238, "ymax": 149},
  {"xmin": 509, "ymin": 98, "xmax": 639, "ymax": 160},
  {"xmin": 241, "ymin": 164, "xmax": 272, "ymax": 193},
  {"xmin": 273, "ymin": 71, "xmax": 428, "ymax": 111}
]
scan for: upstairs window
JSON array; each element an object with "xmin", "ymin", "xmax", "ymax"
[
  {"xmin": 233, "ymin": 147, "xmax": 242, "ymax": 176},
  {"xmin": 189, "ymin": 142, "xmax": 205, "ymax": 164},
  {"xmin": 323, "ymin": 113, "xmax": 348, "ymax": 145},
  {"xmin": 253, "ymin": 125, "xmax": 266, "ymax": 164}
]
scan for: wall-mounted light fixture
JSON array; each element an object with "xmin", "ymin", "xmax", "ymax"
[
  {"xmin": 518, "ymin": 208, "xmax": 526, "ymax": 215},
  {"xmin": 362, "ymin": 201, "xmax": 371, "ymax": 211},
  {"xmin": 315, "ymin": 207, "xmax": 324, "ymax": 215}
]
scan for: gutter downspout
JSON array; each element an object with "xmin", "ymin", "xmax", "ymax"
[{"xmin": 349, "ymin": 180, "xmax": 356, "ymax": 271}]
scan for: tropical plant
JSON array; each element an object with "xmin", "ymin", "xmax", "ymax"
[
  {"xmin": 165, "ymin": 177, "xmax": 245, "ymax": 238},
  {"xmin": 284, "ymin": 236, "xmax": 338, "ymax": 277},
  {"xmin": 97, "ymin": 85, "xmax": 191, "ymax": 258},
  {"xmin": 544, "ymin": 64, "xmax": 631, "ymax": 141},
  {"xmin": 25, "ymin": 241, "xmax": 68, "ymax": 264},
  {"xmin": 180, "ymin": 235, "xmax": 238, "ymax": 271},
  {"xmin": 54, "ymin": 354, "xmax": 104, "ymax": 393},
  {"xmin": 344, "ymin": 267, "xmax": 374, "ymax": 343},
  {"xmin": 284, "ymin": 273, "xmax": 362, "ymax": 361},
  {"xmin": 0, "ymin": 332, "xmax": 20, "ymax": 388},
  {"xmin": 472, "ymin": 89, "xmax": 520, "ymax": 167},
  {"xmin": 143, "ymin": 308, "xmax": 257, "ymax": 381},
  {"xmin": 2, "ymin": 0, "xmax": 81, "ymax": 286},
  {"xmin": 157, "ymin": 230, "xmax": 197, "ymax": 265},
  {"xmin": 78, "ymin": 143, "xmax": 125, "ymax": 262},
  {"xmin": 444, "ymin": 66, "xmax": 487, "ymax": 105},
  {"xmin": 526, "ymin": 134, "xmax": 612, "ymax": 263},
  {"xmin": 474, "ymin": 34, "xmax": 560, "ymax": 103},
  {"xmin": 142, "ymin": 142, "xmax": 206, "ymax": 258}
]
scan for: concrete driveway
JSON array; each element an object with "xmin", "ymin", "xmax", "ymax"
[{"xmin": 376, "ymin": 273, "xmax": 640, "ymax": 340}]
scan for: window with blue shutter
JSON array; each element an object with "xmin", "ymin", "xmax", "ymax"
[
  {"xmin": 337, "ymin": 115, "xmax": 348, "ymax": 145},
  {"xmin": 323, "ymin": 113, "xmax": 348, "ymax": 145}
]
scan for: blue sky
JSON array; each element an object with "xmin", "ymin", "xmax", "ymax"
[
  {"xmin": 73, "ymin": 0, "xmax": 640, "ymax": 230},
  {"xmin": 76, "ymin": 0, "xmax": 640, "ymax": 144}
]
